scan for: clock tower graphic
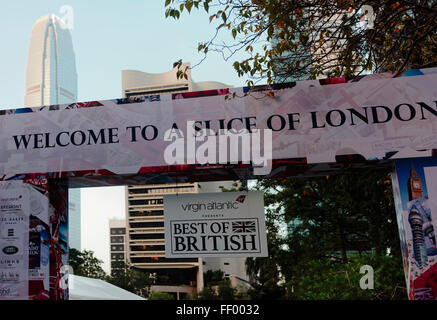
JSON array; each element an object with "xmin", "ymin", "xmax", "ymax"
[
  {"xmin": 408, "ymin": 166, "xmax": 423, "ymax": 201},
  {"xmin": 406, "ymin": 164, "xmax": 437, "ymax": 267}
]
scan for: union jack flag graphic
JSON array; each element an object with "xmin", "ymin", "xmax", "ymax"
[{"xmin": 232, "ymin": 220, "xmax": 256, "ymax": 233}]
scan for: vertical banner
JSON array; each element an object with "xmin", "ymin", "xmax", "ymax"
[
  {"xmin": 392, "ymin": 158, "xmax": 437, "ymax": 300},
  {"xmin": 48, "ymin": 180, "xmax": 69, "ymax": 300},
  {"xmin": 0, "ymin": 183, "xmax": 30, "ymax": 300},
  {"xmin": 0, "ymin": 179, "xmax": 50, "ymax": 300},
  {"xmin": 26, "ymin": 177, "xmax": 50, "ymax": 300},
  {"xmin": 164, "ymin": 191, "xmax": 268, "ymax": 258}
]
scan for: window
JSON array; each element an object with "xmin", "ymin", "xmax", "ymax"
[
  {"xmin": 111, "ymin": 245, "xmax": 124, "ymax": 252},
  {"xmin": 111, "ymin": 253, "xmax": 124, "ymax": 260},
  {"xmin": 110, "ymin": 236, "xmax": 124, "ymax": 243},
  {"xmin": 129, "ymin": 188, "xmax": 149, "ymax": 194},
  {"xmin": 129, "ymin": 199, "xmax": 163, "ymax": 206},
  {"xmin": 130, "ymin": 233, "xmax": 165, "ymax": 240},
  {"xmin": 130, "ymin": 222, "xmax": 164, "ymax": 229},
  {"xmin": 130, "ymin": 245, "xmax": 165, "ymax": 252},
  {"xmin": 110, "ymin": 228, "xmax": 125, "ymax": 235},
  {"xmin": 130, "ymin": 257, "xmax": 198, "ymax": 263},
  {"xmin": 129, "ymin": 210, "xmax": 163, "ymax": 217}
]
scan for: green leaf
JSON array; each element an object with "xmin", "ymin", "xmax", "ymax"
[{"xmin": 186, "ymin": 1, "xmax": 193, "ymax": 13}]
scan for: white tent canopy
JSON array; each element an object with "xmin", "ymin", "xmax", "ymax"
[{"xmin": 69, "ymin": 275, "xmax": 146, "ymax": 300}]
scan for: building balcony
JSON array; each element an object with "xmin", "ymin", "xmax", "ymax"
[
  {"xmin": 130, "ymin": 251, "xmax": 165, "ymax": 257},
  {"xmin": 129, "ymin": 227, "xmax": 164, "ymax": 234},
  {"xmin": 128, "ymin": 204, "xmax": 163, "ymax": 210},
  {"xmin": 129, "ymin": 239, "xmax": 165, "ymax": 246}
]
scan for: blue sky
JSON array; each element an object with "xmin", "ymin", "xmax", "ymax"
[
  {"xmin": 0, "ymin": 0, "xmax": 250, "ymax": 110},
  {"xmin": 0, "ymin": 1, "xmax": 258, "ymax": 273}
]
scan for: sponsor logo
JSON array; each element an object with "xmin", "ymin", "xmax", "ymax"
[
  {"xmin": 235, "ymin": 195, "xmax": 246, "ymax": 203},
  {"xmin": 2, "ymin": 246, "xmax": 19, "ymax": 255},
  {"xmin": 181, "ymin": 200, "xmax": 241, "ymax": 213},
  {"xmin": 179, "ymin": 195, "xmax": 248, "ymax": 214}
]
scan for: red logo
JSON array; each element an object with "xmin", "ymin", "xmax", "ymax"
[{"xmin": 235, "ymin": 195, "xmax": 246, "ymax": 203}]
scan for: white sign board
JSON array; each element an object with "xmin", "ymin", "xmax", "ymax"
[{"xmin": 164, "ymin": 191, "xmax": 268, "ymax": 258}]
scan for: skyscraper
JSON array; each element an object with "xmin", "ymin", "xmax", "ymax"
[
  {"xmin": 25, "ymin": 14, "xmax": 80, "ymax": 250},
  {"xmin": 24, "ymin": 14, "xmax": 77, "ymax": 107}
]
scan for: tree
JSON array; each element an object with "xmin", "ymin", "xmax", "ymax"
[
  {"xmin": 165, "ymin": 0, "xmax": 437, "ymax": 85},
  {"xmin": 244, "ymin": 170, "xmax": 407, "ymax": 299},
  {"xmin": 106, "ymin": 259, "xmax": 154, "ymax": 298},
  {"xmin": 245, "ymin": 218, "xmax": 287, "ymax": 299},
  {"xmin": 291, "ymin": 252, "xmax": 407, "ymax": 300},
  {"xmin": 68, "ymin": 248, "xmax": 84, "ymax": 272},
  {"xmin": 68, "ymin": 249, "xmax": 106, "ymax": 279},
  {"xmin": 148, "ymin": 291, "xmax": 175, "ymax": 300},
  {"xmin": 193, "ymin": 269, "xmax": 250, "ymax": 300},
  {"xmin": 259, "ymin": 171, "xmax": 400, "ymax": 261},
  {"xmin": 204, "ymin": 269, "xmax": 226, "ymax": 285}
]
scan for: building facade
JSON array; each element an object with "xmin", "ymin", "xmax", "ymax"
[
  {"xmin": 24, "ymin": 14, "xmax": 77, "ymax": 107},
  {"xmin": 109, "ymin": 219, "xmax": 128, "ymax": 274},
  {"xmin": 126, "ymin": 183, "xmax": 202, "ymax": 297},
  {"xmin": 120, "ymin": 66, "xmax": 249, "ymax": 297},
  {"xmin": 121, "ymin": 63, "xmax": 230, "ymax": 98}
]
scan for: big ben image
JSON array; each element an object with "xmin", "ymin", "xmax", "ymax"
[
  {"xmin": 408, "ymin": 166, "xmax": 423, "ymax": 201},
  {"xmin": 407, "ymin": 165, "xmax": 437, "ymax": 267}
]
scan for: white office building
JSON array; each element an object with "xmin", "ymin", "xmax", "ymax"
[
  {"xmin": 121, "ymin": 62, "xmax": 229, "ymax": 98},
  {"xmin": 121, "ymin": 65, "xmax": 249, "ymax": 297}
]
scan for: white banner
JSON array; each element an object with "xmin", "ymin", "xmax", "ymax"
[
  {"xmin": 0, "ymin": 70, "xmax": 437, "ymax": 176},
  {"xmin": 164, "ymin": 191, "xmax": 268, "ymax": 258}
]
